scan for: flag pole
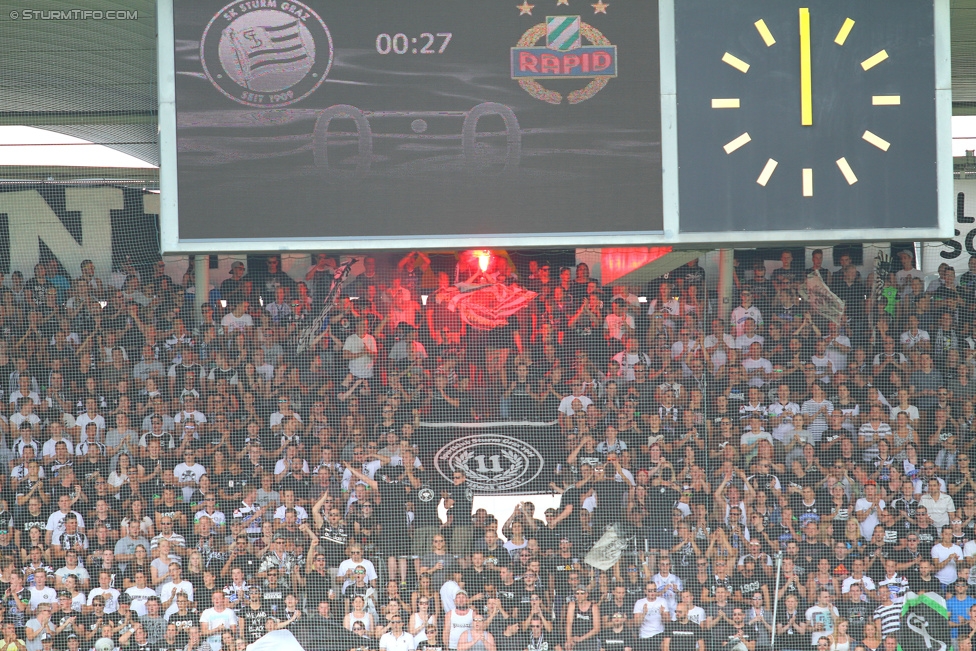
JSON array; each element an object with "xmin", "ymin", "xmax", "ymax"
[{"xmin": 769, "ymin": 550, "xmax": 784, "ymax": 649}]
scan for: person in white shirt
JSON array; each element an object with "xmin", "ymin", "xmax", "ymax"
[
  {"xmin": 220, "ymin": 301, "xmax": 254, "ymax": 332},
  {"xmin": 40, "ymin": 423, "xmax": 73, "ymax": 460},
  {"xmin": 45, "ymin": 495, "xmax": 85, "ymax": 546},
  {"xmin": 632, "ymin": 583, "xmax": 669, "ymax": 642},
  {"xmin": 380, "ymin": 617, "xmax": 416, "ymax": 651},
  {"xmin": 804, "ymin": 589, "xmax": 838, "ymax": 646},
  {"xmin": 650, "ymin": 559, "xmax": 683, "ymax": 614},
  {"xmin": 768, "ymin": 384, "xmax": 801, "ymax": 442},
  {"xmin": 172, "ymin": 450, "xmax": 207, "ymax": 503},
  {"xmin": 919, "ymin": 477, "xmax": 956, "ymax": 530},
  {"xmin": 199, "ymin": 592, "xmax": 238, "ymax": 651},
  {"xmin": 932, "ymin": 527, "xmax": 964, "ymax": 587},
  {"xmin": 272, "ymin": 490, "xmax": 308, "ymax": 525},
  {"xmin": 612, "ymin": 336, "xmax": 651, "ymax": 382},
  {"xmin": 87, "ymin": 570, "xmax": 121, "ymax": 614},
  {"xmin": 28, "ymin": 571, "xmax": 56, "ymax": 612},
  {"xmin": 159, "ymin": 563, "xmax": 195, "ymax": 610},
  {"xmin": 854, "ymin": 481, "xmax": 885, "ymax": 541},
  {"xmin": 730, "ymin": 291, "xmax": 763, "ymax": 336},
  {"xmin": 342, "ymin": 319, "xmax": 378, "ymax": 383},
  {"xmin": 124, "ymin": 570, "xmax": 156, "ymax": 617}
]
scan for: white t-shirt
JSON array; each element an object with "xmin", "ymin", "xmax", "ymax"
[
  {"xmin": 632, "ymin": 596, "xmax": 668, "ymax": 638},
  {"xmin": 88, "ymin": 587, "xmax": 121, "ymax": 613},
  {"xmin": 45, "ymin": 510, "xmax": 84, "ymax": 541},
  {"xmin": 125, "ymin": 586, "xmax": 157, "ymax": 617},
  {"xmin": 379, "ymin": 631, "xmax": 417, "ymax": 651},
  {"xmin": 273, "ymin": 505, "xmax": 309, "ymax": 524},
  {"xmin": 343, "ymin": 334, "xmax": 377, "ymax": 379},
  {"xmin": 557, "ymin": 394, "xmax": 593, "ymax": 416},
  {"xmin": 932, "ymin": 543, "xmax": 964, "ymax": 586},
  {"xmin": 220, "ymin": 312, "xmax": 254, "ymax": 331},
  {"xmin": 200, "ymin": 606, "xmax": 239, "ymax": 651},
  {"xmin": 854, "ymin": 498, "xmax": 885, "ymax": 540},
  {"xmin": 172, "ymin": 462, "xmax": 207, "ymax": 502}
]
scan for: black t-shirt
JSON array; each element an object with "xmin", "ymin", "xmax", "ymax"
[
  {"xmin": 774, "ymin": 609, "xmax": 804, "ymax": 649},
  {"xmin": 242, "ymin": 606, "xmax": 270, "ymax": 641},
  {"xmin": 838, "ymin": 599, "xmax": 871, "ymax": 640},
  {"xmin": 548, "ymin": 555, "xmax": 579, "ymax": 593},
  {"xmin": 591, "ymin": 480, "xmax": 627, "ymax": 528},
  {"xmin": 412, "ymin": 473, "xmax": 441, "ymax": 528},
  {"xmin": 664, "ymin": 621, "xmax": 703, "ymax": 651},
  {"xmin": 167, "ymin": 610, "xmax": 198, "ymax": 636},
  {"xmin": 464, "ymin": 567, "xmax": 490, "ymax": 598},
  {"xmin": 910, "ymin": 574, "xmax": 944, "ymax": 595},
  {"xmin": 909, "ymin": 524, "xmax": 939, "ymax": 556},
  {"xmin": 153, "ymin": 501, "xmax": 187, "ymax": 525},
  {"xmin": 734, "ymin": 572, "xmax": 764, "ymax": 601}
]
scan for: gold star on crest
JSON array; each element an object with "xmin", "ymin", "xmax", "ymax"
[
  {"xmin": 556, "ymin": 0, "xmax": 570, "ymax": 5},
  {"xmin": 517, "ymin": 1, "xmax": 535, "ymax": 15},
  {"xmin": 591, "ymin": 0, "xmax": 609, "ymax": 13}
]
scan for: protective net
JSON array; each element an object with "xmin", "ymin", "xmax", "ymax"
[{"xmin": 0, "ymin": 239, "xmax": 959, "ymax": 651}]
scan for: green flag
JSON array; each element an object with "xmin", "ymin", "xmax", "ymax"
[{"xmin": 896, "ymin": 591, "xmax": 950, "ymax": 651}]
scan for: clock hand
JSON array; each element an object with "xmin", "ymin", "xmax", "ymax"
[{"xmin": 799, "ymin": 7, "xmax": 812, "ymax": 126}]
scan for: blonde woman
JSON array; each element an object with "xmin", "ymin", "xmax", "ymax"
[{"xmin": 825, "ymin": 618, "xmax": 852, "ymax": 651}]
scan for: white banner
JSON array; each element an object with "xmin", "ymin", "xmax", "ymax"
[{"xmin": 921, "ymin": 179, "xmax": 976, "ymax": 276}]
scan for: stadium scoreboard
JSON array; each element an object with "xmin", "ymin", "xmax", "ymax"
[{"xmin": 157, "ymin": 0, "xmax": 952, "ymax": 253}]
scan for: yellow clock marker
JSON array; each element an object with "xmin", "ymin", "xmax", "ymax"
[
  {"xmin": 799, "ymin": 8, "xmax": 812, "ymax": 126},
  {"xmin": 861, "ymin": 50, "xmax": 888, "ymax": 71},
  {"xmin": 872, "ymin": 95, "xmax": 901, "ymax": 106},
  {"xmin": 862, "ymin": 130, "xmax": 890, "ymax": 151},
  {"xmin": 711, "ymin": 98, "xmax": 740, "ymax": 109},
  {"xmin": 722, "ymin": 52, "xmax": 750, "ymax": 73},
  {"xmin": 756, "ymin": 159, "xmax": 778, "ymax": 186},
  {"xmin": 836, "ymin": 157, "xmax": 858, "ymax": 185},
  {"xmin": 754, "ymin": 19, "xmax": 775, "ymax": 47},
  {"xmin": 802, "ymin": 168, "xmax": 813, "ymax": 197},
  {"xmin": 723, "ymin": 132, "xmax": 752, "ymax": 154},
  {"xmin": 834, "ymin": 18, "xmax": 855, "ymax": 46}
]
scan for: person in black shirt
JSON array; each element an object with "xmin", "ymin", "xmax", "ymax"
[
  {"xmin": 662, "ymin": 603, "xmax": 703, "ymax": 651},
  {"xmin": 602, "ymin": 612, "xmax": 637, "ymax": 651},
  {"xmin": 909, "ymin": 508, "xmax": 939, "ymax": 556},
  {"xmin": 909, "ymin": 559, "xmax": 943, "ymax": 595},
  {"xmin": 837, "ymin": 583, "xmax": 871, "ymax": 641},
  {"xmin": 443, "ymin": 471, "xmax": 474, "ymax": 557},
  {"xmin": 221, "ymin": 534, "xmax": 261, "ymax": 583}
]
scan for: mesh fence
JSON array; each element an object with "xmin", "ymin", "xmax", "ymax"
[{"xmin": 0, "ymin": 239, "xmax": 956, "ymax": 651}]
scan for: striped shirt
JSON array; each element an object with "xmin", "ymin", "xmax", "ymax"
[{"xmin": 873, "ymin": 602, "xmax": 901, "ymax": 636}]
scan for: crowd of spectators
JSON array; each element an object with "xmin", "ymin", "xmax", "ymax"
[{"xmin": 0, "ymin": 249, "xmax": 974, "ymax": 651}]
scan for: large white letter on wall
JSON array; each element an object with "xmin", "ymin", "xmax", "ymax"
[{"xmin": 0, "ymin": 188, "xmax": 117, "ymax": 276}]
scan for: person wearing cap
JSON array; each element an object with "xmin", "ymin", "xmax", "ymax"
[{"xmin": 220, "ymin": 262, "xmax": 246, "ymax": 307}]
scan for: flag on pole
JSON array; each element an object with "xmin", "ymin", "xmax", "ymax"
[
  {"xmin": 584, "ymin": 524, "xmax": 630, "ymax": 571},
  {"xmin": 897, "ymin": 591, "xmax": 950, "ymax": 651}
]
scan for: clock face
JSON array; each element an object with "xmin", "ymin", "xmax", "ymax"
[{"xmin": 673, "ymin": 0, "xmax": 939, "ymax": 234}]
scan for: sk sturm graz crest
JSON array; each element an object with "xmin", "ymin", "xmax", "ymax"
[
  {"xmin": 201, "ymin": 0, "xmax": 333, "ymax": 107},
  {"xmin": 434, "ymin": 434, "xmax": 545, "ymax": 492}
]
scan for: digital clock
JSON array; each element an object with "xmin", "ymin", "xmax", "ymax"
[{"xmin": 375, "ymin": 32, "xmax": 452, "ymax": 55}]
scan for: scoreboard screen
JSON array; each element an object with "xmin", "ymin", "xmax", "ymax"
[{"xmin": 163, "ymin": 0, "xmax": 662, "ymax": 251}]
